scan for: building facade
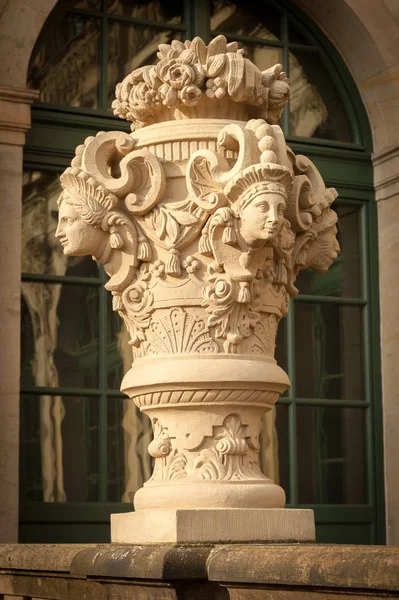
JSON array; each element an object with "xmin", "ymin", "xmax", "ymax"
[{"xmin": 0, "ymin": 0, "xmax": 398, "ymax": 545}]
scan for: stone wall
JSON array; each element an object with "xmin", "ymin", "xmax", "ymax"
[{"xmin": 0, "ymin": 544, "xmax": 398, "ymax": 599}]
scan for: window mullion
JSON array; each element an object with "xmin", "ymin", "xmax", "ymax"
[
  {"xmin": 281, "ymin": 10, "xmax": 290, "ymax": 136},
  {"xmin": 189, "ymin": 0, "xmax": 210, "ymax": 41},
  {"xmin": 99, "ymin": 0, "xmax": 108, "ymax": 110}
]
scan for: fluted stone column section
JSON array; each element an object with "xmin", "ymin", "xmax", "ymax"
[{"xmin": 56, "ymin": 36, "xmax": 340, "ymax": 543}]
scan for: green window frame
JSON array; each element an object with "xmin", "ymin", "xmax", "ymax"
[{"xmin": 20, "ymin": 0, "xmax": 385, "ymax": 545}]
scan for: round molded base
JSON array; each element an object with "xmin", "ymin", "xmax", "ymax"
[{"xmin": 134, "ymin": 481, "xmax": 286, "ymax": 510}]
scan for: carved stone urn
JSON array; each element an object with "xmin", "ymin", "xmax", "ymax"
[{"xmin": 56, "ymin": 36, "xmax": 340, "ymax": 543}]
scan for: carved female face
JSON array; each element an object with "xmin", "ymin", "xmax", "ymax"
[
  {"xmin": 239, "ymin": 192, "xmax": 286, "ymax": 247},
  {"xmin": 55, "ymin": 200, "xmax": 108, "ymax": 257}
]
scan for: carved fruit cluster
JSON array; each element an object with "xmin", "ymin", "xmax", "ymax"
[{"xmin": 112, "ymin": 35, "xmax": 290, "ymax": 128}]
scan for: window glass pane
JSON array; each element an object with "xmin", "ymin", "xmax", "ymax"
[
  {"xmin": 106, "ymin": 398, "xmax": 153, "ymax": 502},
  {"xmin": 107, "ymin": 0, "xmax": 184, "ymax": 23},
  {"xmin": 28, "ymin": 13, "xmax": 100, "ymax": 108},
  {"xmin": 241, "ymin": 45, "xmax": 282, "ymax": 72},
  {"xmin": 74, "ymin": 0, "xmax": 101, "ymax": 9},
  {"xmin": 297, "ymin": 406, "xmax": 367, "ymax": 504},
  {"xmin": 259, "ymin": 404, "xmax": 290, "ymax": 502},
  {"xmin": 20, "ymin": 395, "xmax": 99, "ymax": 502},
  {"xmin": 107, "ymin": 293, "xmax": 127, "ymax": 390},
  {"xmin": 211, "ymin": 0, "xmax": 281, "ymax": 41},
  {"xmin": 108, "ymin": 23, "xmax": 181, "ymax": 106},
  {"xmin": 295, "ymin": 204, "xmax": 362, "ymax": 298},
  {"xmin": 275, "ymin": 316, "xmax": 287, "ymax": 373},
  {"xmin": 288, "ymin": 19, "xmax": 311, "ymax": 46},
  {"xmin": 21, "ymin": 283, "xmax": 100, "ymax": 389},
  {"xmin": 289, "ymin": 50, "xmax": 353, "ymax": 141},
  {"xmin": 22, "ymin": 171, "xmax": 99, "ymax": 278},
  {"xmin": 295, "ymin": 303, "xmax": 364, "ymax": 401}
]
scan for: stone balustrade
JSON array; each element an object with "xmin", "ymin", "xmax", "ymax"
[{"xmin": 0, "ymin": 543, "xmax": 397, "ymax": 599}]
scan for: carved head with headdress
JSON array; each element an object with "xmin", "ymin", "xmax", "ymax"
[
  {"xmin": 56, "ymin": 167, "xmax": 120, "ymax": 258},
  {"xmin": 224, "ymin": 163, "xmax": 293, "ymax": 248},
  {"xmin": 302, "ymin": 204, "xmax": 340, "ymax": 273},
  {"xmin": 56, "ymin": 167, "xmax": 141, "ymax": 291}
]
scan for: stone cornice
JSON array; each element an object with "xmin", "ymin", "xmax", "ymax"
[{"xmin": 0, "ymin": 85, "xmax": 39, "ymax": 146}]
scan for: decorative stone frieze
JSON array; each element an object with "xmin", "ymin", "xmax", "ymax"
[{"xmin": 56, "ymin": 35, "xmax": 339, "ymax": 543}]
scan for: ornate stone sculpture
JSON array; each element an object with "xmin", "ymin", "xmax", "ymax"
[{"xmin": 56, "ymin": 36, "xmax": 339, "ymax": 543}]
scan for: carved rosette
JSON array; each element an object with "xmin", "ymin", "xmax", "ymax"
[{"xmin": 57, "ymin": 36, "xmax": 339, "ymax": 512}]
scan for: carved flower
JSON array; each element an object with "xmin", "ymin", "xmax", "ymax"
[
  {"xmin": 158, "ymin": 83, "xmax": 178, "ymax": 107},
  {"xmin": 150, "ymin": 260, "xmax": 165, "ymax": 278},
  {"xmin": 182, "ymin": 255, "xmax": 200, "ymax": 273},
  {"xmin": 133, "ymin": 82, "xmax": 160, "ymax": 107},
  {"xmin": 263, "ymin": 264, "xmax": 275, "ymax": 283},
  {"xmin": 180, "ymin": 85, "xmax": 202, "ymax": 106},
  {"xmin": 158, "ymin": 59, "xmax": 195, "ymax": 90}
]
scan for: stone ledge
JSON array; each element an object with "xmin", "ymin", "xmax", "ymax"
[
  {"xmin": 70, "ymin": 544, "xmax": 212, "ymax": 580},
  {"xmin": 207, "ymin": 544, "xmax": 399, "ymax": 592},
  {"xmin": 0, "ymin": 544, "xmax": 104, "ymax": 572},
  {"xmin": 0, "ymin": 543, "xmax": 397, "ymax": 595}
]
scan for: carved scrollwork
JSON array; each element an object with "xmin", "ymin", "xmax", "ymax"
[
  {"xmin": 186, "ymin": 123, "xmax": 259, "ymax": 212},
  {"xmin": 81, "ymin": 131, "xmax": 166, "ymax": 214},
  {"xmin": 194, "ymin": 414, "xmax": 265, "ymax": 481},
  {"xmin": 148, "ymin": 418, "xmax": 188, "ymax": 483},
  {"xmin": 148, "ymin": 418, "xmax": 172, "ymax": 458}
]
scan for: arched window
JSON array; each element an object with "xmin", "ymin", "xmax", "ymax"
[{"xmin": 20, "ymin": 0, "xmax": 384, "ymax": 544}]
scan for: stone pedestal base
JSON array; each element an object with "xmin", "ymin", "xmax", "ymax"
[{"xmin": 111, "ymin": 508, "xmax": 315, "ymax": 544}]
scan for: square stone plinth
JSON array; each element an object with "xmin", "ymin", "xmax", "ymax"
[{"xmin": 111, "ymin": 508, "xmax": 315, "ymax": 544}]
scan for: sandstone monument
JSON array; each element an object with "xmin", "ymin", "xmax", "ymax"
[{"xmin": 56, "ymin": 35, "xmax": 339, "ymax": 543}]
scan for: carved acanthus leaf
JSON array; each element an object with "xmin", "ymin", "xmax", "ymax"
[
  {"xmin": 202, "ymin": 265, "xmax": 261, "ymax": 353},
  {"xmin": 118, "ymin": 264, "xmax": 154, "ymax": 347}
]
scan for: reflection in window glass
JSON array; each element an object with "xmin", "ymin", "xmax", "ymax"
[
  {"xmin": 211, "ymin": 0, "xmax": 281, "ymax": 41},
  {"xmin": 107, "ymin": 398, "xmax": 152, "ymax": 502},
  {"xmin": 28, "ymin": 14, "xmax": 100, "ymax": 108},
  {"xmin": 107, "ymin": 0, "xmax": 184, "ymax": 23},
  {"xmin": 295, "ymin": 303, "xmax": 364, "ymax": 401},
  {"xmin": 106, "ymin": 292, "xmax": 127, "ymax": 390},
  {"xmin": 20, "ymin": 283, "xmax": 100, "ymax": 389},
  {"xmin": 289, "ymin": 51, "xmax": 353, "ymax": 141},
  {"xmin": 259, "ymin": 404, "xmax": 290, "ymax": 502},
  {"xmin": 22, "ymin": 171, "xmax": 99, "ymax": 278},
  {"xmin": 297, "ymin": 406, "xmax": 366, "ymax": 504},
  {"xmin": 295, "ymin": 204, "xmax": 362, "ymax": 298},
  {"xmin": 20, "ymin": 395, "xmax": 99, "ymax": 502},
  {"xmin": 241, "ymin": 45, "xmax": 281, "ymax": 73},
  {"xmin": 108, "ymin": 24, "xmax": 181, "ymax": 105}
]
